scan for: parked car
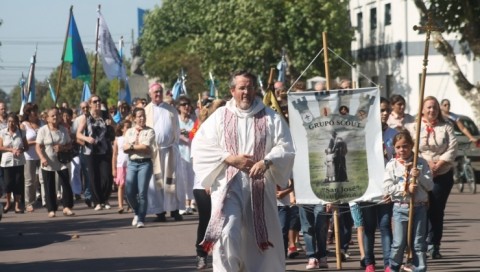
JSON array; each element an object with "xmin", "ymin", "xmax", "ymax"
[{"xmin": 451, "ymin": 115, "xmax": 480, "ymax": 174}]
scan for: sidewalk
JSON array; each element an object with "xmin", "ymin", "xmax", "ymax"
[{"xmin": 1, "ymin": 192, "xmax": 479, "ymax": 271}]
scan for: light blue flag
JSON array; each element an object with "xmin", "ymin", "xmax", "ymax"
[
  {"xmin": 118, "ymin": 78, "xmax": 132, "ymax": 105},
  {"xmin": 137, "ymin": 8, "xmax": 147, "ymax": 37},
  {"xmin": 276, "ymin": 49, "xmax": 287, "ymax": 84},
  {"xmin": 47, "ymin": 79, "xmax": 57, "ymax": 102},
  {"xmin": 113, "ymin": 110, "xmax": 122, "ymax": 124},
  {"xmin": 81, "ymin": 82, "xmax": 92, "ymax": 102}
]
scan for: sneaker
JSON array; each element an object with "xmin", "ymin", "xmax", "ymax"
[
  {"xmin": 196, "ymin": 256, "xmax": 207, "ymax": 270},
  {"xmin": 85, "ymin": 199, "xmax": 92, "ymax": 208},
  {"xmin": 431, "ymin": 250, "xmax": 442, "ymax": 259},
  {"xmin": 104, "ymin": 202, "xmax": 111, "ymax": 210},
  {"xmin": 306, "ymin": 258, "xmax": 319, "ymax": 270},
  {"xmin": 365, "ymin": 264, "xmax": 376, "ymax": 272},
  {"xmin": 136, "ymin": 221, "xmax": 145, "ymax": 228},
  {"xmin": 94, "ymin": 204, "xmax": 103, "ymax": 211},
  {"xmin": 384, "ymin": 267, "xmax": 391, "ymax": 272},
  {"xmin": 174, "ymin": 214, "xmax": 184, "ymax": 221},
  {"xmin": 318, "ymin": 257, "xmax": 328, "ymax": 268},
  {"xmin": 185, "ymin": 207, "xmax": 193, "ymax": 215},
  {"xmin": 154, "ymin": 213, "xmax": 167, "ymax": 222},
  {"xmin": 360, "ymin": 258, "xmax": 366, "ymax": 268},
  {"xmin": 132, "ymin": 215, "xmax": 139, "ymax": 226},
  {"xmin": 287, "ymin": 246, "xmax": 299, "ymax": 259},
  {"xmin": 341, "ymin": 250, "xmax": 350, "ymax": 261},
  {"xmin": 179, "ymin": 209, "xmax": 186, "ymax": 215}
]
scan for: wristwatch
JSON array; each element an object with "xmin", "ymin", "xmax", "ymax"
[{"xmin": 264, "ymin": 159, "xmax": 272, "ymax": 169}]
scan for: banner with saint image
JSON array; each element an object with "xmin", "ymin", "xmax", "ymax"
[{"xmin": 288, "ymin": 87, "xmax": 384, "ymax": 204}]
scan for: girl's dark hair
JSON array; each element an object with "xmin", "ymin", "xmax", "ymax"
[
  {"xmin": 393, "ymin": 129, "xmax": 414, "ymax": 147},
  {"xmin": 132, "ymin": 107, "xmax": 145, "ymax": 119},
  {"xmin": 21, "ymin": 103, "xmax": 39, "ymax": 122},
  {"xmin": 115, "ymin": 120, "xmax": 132, "ymax": 136},
  {"xmin": 7, "ymin": 112, "xmax": 19, "ymax": 125},
  {"xmin": 389, "ymin": 94, "xmax": 406, "ymax": 105}
]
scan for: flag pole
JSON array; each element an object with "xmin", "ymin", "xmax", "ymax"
[
  {"xmin": 323, "ymin": 31, "xmax": 342, "ymax": 269},
  {"xmin": 55, "ymin": 5, "xmax": 73, "ymax": 106},
  {"xmin": 92, "ymin": 4, "xmax": 101, "ymax": 94},
  {"xmin": 406, "ymin": 13, "xmax": 443, "ymax": 261}
]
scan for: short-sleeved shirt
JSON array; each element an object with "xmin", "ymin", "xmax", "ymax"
[
  {"xmin": 0, "ymin": 128, "xmax": 26, "ymax": 167},
  {"xmin": 124, "ymin": 126, "xmax": 156, "ymax": 160},
  {"xmin": 36, "ymin": 125, "xmax": 71, "ymax": 171}
]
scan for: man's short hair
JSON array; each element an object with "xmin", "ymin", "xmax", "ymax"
[{"xmin": 229, "ymin": 70, "xmax": 257, "ymax": 89}]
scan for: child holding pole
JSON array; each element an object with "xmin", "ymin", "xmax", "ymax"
[{"xmin": 383, "ymin": 131, "xmax": 433, "ymax": 272}]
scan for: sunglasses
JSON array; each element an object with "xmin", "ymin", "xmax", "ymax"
[{"xmin": 92, "ymin": 99, "xmax": 101, "ymax": 104}]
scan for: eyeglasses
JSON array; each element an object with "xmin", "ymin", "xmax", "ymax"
[
  {"xmin": 91, "ymin": 99, "xmax": 101, "ymax": 104},
  {"xmin": 179, "ymin": 103, "xmax": 190, "ymax": 106}
]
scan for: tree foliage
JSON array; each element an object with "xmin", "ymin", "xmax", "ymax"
[
  {"xmin": 421, "ymin": 0, "xmax": 480, "ymax": 58},
  {"xmin": 139, "ymin": 0, "xmax": 353, "ymax": 98}
]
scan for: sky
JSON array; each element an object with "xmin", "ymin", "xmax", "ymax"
[{"xmin": 0, "ymin": 0, "xmax": 161, "ymax": 93}]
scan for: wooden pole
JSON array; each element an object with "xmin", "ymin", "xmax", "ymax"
[
  {"xmin": 322, "ymin": 32, "xmax": 331, "ymax": 91},
  {"xmin": 333, "ymin": 205, "xmax": 342, "ymax": 269},
  {"xmin": 55, "ymin": 5, "xmax": 73, "ymax": 106},
  {"xmin": 407, "ymin": 13, "xmax": 443, "ymax": 259},
  {"xmin": 92, "ymin": 4, "xmax": 101, "ymax": 94}
]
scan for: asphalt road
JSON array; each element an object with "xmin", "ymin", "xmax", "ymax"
[{"xmin": 1, "ymin": 191, "xmax": 479, "ymax": 272}]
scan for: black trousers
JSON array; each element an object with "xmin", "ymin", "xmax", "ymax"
[
  {"xmin": 84, "ymin": 154, "xmax": 112, "ymax": 205},
  {"xmin": 427, "ymin": 170, "xmax": 454, "ymax": 247},
  {"xmin": 193, "ymin": 189, "xmax": 211, "ymax": 257},
  {"xmin": 42, "ymin": 168, "xmax": 73, "ymax": 212},
  {"xmin": 3, "ymin": 165, "xmax": 24, "ymax": 196}
]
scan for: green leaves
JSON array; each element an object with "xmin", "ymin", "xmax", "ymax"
[{"xmin": 139, "ymin": 0, "xmax": 353, "ymax": 98}]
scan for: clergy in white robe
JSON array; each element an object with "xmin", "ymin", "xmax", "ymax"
[
  {"xmin": 145, "ymin": 83, "xmax": 185, "ymax": 218},
  {"xmin": 192, "ymin": 71, "xmax": 295, "ymax": 272}
]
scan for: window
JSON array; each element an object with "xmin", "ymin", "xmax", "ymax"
[
  {"xmin": 384, "ymin": 4, "xmax": 392, "ymax": 26},
  {"xmin": 357, "ymin": 12, "xmax": 363, "ymax": 31},
  {"xmin": 370, "ymin": 8, "xmax": 377, "ymax": 29}
]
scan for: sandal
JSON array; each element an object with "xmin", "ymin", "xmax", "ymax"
[
  {"xmin": 118, "ymin": 207, "xmax": 124, "ymax": 214},
  {"xmin": 63, "ymin": 208, "xmax": 75, "ymax": 216},
  {"xmin": 3, "ymin": 205, "xmax": 11, "ymax": 213},
  {"xmin": 48, "ymin": 211, "xmax": 56, "ymax": 218},
  {"xmin": 26, "ymin": 205, "xmax": 34, "ymax": 213}
]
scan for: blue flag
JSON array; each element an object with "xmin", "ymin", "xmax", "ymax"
[
  {"xmin": 64, "ymin": 11, "xmax": 91, "ymax": 82},
  {"xmin": 118, "ymin": 78, "xmax": 132, "ymax": 105},
  {"xmin": 81, "ymin": 82, "xmax": 92, "ymax": 102},
  {"xmin": 137, "ymin": 8, "xmax": 147, "ymax": 37},
  {"xmin": 47, "ymin": 79, "xmax": 57, "ymax": 103},
  {"xmin": 172, "ymin": 69, "xmax": 187, "ymax": 100}
]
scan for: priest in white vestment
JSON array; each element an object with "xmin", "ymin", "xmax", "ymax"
[
  {"xmin": 145, "ymin": 83, "xmax": 185, "ymax": 221},
  {"xmin": 192, "ymin": 71, "xmax": 295, "ymax": 271}
]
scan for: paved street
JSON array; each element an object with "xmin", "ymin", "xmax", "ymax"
[{"xmin": 1, "ymin": 191, "xmax": 479, "ymax": 272}]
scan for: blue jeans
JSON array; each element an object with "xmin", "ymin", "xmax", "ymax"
[
  {"xmin": 363, "ymin": 202, "xmax": 393, "ymax": 267},
  {"xmin": 278, "ymin": 206, "xmax": 290, "ymax": 254},
  {"xmin": 299, "ymin": 205, "xmax": 329, "ymax": 259},
  {"xmin": 126, "ymin": 160, "xmax": 153, "ymax": 223},
  {"xmin": 80, "ymin": 153, "xmax": 91, "ymax": 201},
  {"xmin": 338, "ymin": 204, "xmax": 353, "ymax": 252},
  {"xmin": 390, "ymin": 204, "xmax": 428, "ymax": 272}
]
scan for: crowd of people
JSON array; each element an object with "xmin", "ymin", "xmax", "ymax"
[{"xmin": 0, "ymin": 70, "xmax": 473, "ymax": 271}]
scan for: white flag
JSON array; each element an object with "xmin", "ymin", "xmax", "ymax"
[{"xmin": 97, "ymin": 11, "xmax": 127, "ymax": 80}]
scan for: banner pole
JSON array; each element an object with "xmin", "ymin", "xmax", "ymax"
[
  {"xmin": 322, "ymin": 32, "xmax": 331, "ymax": 91},
  {"xmin": 92, "ymin": 4, "xmax": 101, "ymax": 94}
]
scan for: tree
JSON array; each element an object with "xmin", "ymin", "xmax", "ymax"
[
  {"xmin": 414, "ymin": 0, "xmax": 480, "ymax": 121},
  {"xmin": 140, "ymin": 0, "xmax": 353, "ymax": 99}
]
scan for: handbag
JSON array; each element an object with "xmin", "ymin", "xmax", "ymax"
[{"xmin": 49, "ymin": 127, "xmax": 73, "ymax": 164}]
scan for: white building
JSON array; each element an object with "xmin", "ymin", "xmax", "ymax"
[{"xmin": 349, "ymin": 0, "xmax": 480, "ymax": 120}]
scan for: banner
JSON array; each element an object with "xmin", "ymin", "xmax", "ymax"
[{"xmin": 288, "ymin": 87, "xmax": 384, "ymax": 204}]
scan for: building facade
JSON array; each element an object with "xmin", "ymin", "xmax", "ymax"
[{"xmin": 349, "ymin": 0, "xmax": 480, "ymax": 119}]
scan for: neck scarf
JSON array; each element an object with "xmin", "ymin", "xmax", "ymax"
[
  {"xmin": 396, "ymin": 154, "xmax": 413, "ymax": 197},
  {"xmin": 422, "ymin": 118, "xmax": 437, "ymax": 146},
  {"xmin": 201, "ymin": 107, "xmax": 270, "ymax": 253}
]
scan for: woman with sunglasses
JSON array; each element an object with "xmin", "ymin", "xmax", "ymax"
[
  {"xmin": 176, "ymin": 96, "xmax": 195, "ymax": 215},
  {"xmin": 440, "ymin": 99, "xmax": 477, "ymax": 143},
  {"xmin": 76, "ymin": 95, "xmax": 112, "ymax": 211}
]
